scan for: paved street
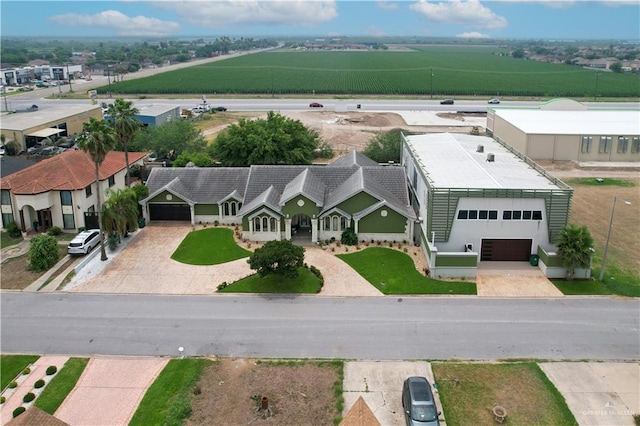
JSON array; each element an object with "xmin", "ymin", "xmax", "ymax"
[{"xmin": 1, "ymin": 293, "xmax": 638, "ymax": 360}]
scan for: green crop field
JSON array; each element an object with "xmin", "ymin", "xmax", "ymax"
[{"xmin": 104, "ymin": 45, "xmax": 639, "ymax": 98}]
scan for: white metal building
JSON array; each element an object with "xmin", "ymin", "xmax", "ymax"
[{"xmin": 402, "ymin": 132, "xmax": 573, "ymax": 278}]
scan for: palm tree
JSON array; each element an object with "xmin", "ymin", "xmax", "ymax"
[
  {"xmin": 102, "ymin": 188, "xmax": 139, "ymax": 244},
  {"xmin": 555, "ymin": 223, "xmax": 594, "ymax": 280},
  {"xmin": 106, "ymin": 98, "xmax": 142, "ymax": 187},
  {"xmin": 77, "ymin": 117, "xmax": 117, "ymax": 261}
]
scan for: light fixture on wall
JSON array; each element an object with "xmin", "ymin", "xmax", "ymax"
[{"xmin": 76, "ymin": 205, "xmax": 81, "ymax": 210}]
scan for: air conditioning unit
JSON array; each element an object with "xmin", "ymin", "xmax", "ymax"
[
  {"xmin": 476, "ymin": 144, "xmax": 484, "ymax": 153},
  {"xmin": 486, "ymin": 153, "xmax": 495, "ymax": 162},
  {"xmin": 465, "ymin": 243, "xmax": 473, "ymax": 252}
]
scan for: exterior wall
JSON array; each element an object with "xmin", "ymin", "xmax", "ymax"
[
  {"xmin": 537, "ymin": 245, "xmax": 592, "ymax": 279},
  {"xmin": 356, "ymin": 206, "xmax": 410, "ymax": 242},
  {"xmin": 149, "ymin": 190, "xmax": 188, "ymax": 204},
  {"xmin": 282, "ymin": 195, "xmax": 320, "ymax": 219},
  {"xmin": 491, "ymin": 116, "xmax": 527, "ymax": 155},
  {"xmin": 526, "ymin": 134, "xmax": 556, "ymax": 160},
  {"xmin": 336, "ymin": 192, "xmax": 379, "ymax": 214},
  {"xmin": 553, "ymin": 135, "xmax": 579, "ymax": 161}
]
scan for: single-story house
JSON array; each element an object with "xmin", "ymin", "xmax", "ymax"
[
  {"xmin": 402, "ymin": 132, "xmax": 575, "ymax": 278},
  {"xmin": 140, "ymin": 151, "xmax": 417, "ymax": 243},
  {"xmin": 0, "ymin": 150, "xmax": 147, "ymax": 232},
  {"xmin": 487, "ymin": 99, "xmax": 640, "ymax": 162}
]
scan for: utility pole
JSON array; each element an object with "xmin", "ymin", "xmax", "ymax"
[
  {"xmin": 430, "ymin": 68, "xmax": 434, "ymax": 99},
  {"xmin": 594, "ymin": 71, "xmax": 599, "ymax": 101},
  {"xmin": 66, "ymin": 62, "xmax": 73, "ymax": 93},
  {"xmin": 107, "ymin": 63, "xmax": 112, "ymax": 98}
]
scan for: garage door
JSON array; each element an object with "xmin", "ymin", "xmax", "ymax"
[
  {"xmin": 481, "ymin": 239, "xmax": 532, "ymax": 261},
  {"xmin": 149, "ymin": 204, "xmax": 190, "ymax": 221}
]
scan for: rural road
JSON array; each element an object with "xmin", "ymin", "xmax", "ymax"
[{"xmin": 1, "ymin": 293, "xmax": 638, "ymax": 360}]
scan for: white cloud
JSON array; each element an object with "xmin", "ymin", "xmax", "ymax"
[
  {"xmin": 409, "ymin": 0, "xmax": 508, "ymax": 30},
  {"xmin": 377, "ymin": 1, "xmax": 399, "ymax": 10},
  {"xmin": 154, "ymin": 0, "xmax": 338, "ymax": 28},
  {"xmin": 48, "ymin": 10, "xmax": 181, "ymax": 36},
  {"xmin": 456, "ymin": 31, "xmax": 490, "ymax": 38}
]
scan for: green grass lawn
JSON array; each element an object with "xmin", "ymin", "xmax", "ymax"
[
  {"xmin": 433, "ymin": 362, "xmax": 577, "ymax": 426},
  {"xmin": 552, "ymin": 279, "xmax": 614, "ymax": 296},
  {"xmin": 171, "ymin": 227, "xmax": 251, "ymax": 265},
  {"xmin": 218, "ymin": 267, "xmax": 323, "ymax": 293},
  {"xmin": 0, "ymin": 231, "xmax": 22, "ymax": 249},
  {"xmin": 35, "ymin": 358, "xmax": 89, "ymax": 414},
  {"xmin": 1, "ymin": 354, "xmax": 40, "ymax": 389},
  {"xmin": 338, "ymin": 247, "xmax": 476, "ymax": 295},
  {"xmin": 130, "ymin": 358, "xmax": 212, "ymax": 426}
]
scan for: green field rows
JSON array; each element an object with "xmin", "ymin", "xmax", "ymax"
[{"xmin": 104, "ymin": 46, "xmax": 639, "ymax": 97}]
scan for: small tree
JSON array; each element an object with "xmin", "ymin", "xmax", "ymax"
[
  {"xmin": 555, "ymin": 224, "xmax": 594, "ymax": 281},
  {"xmin": 363, "ymin": 128, "xmax": 406, "ymax": 163},
  {"xmin": 28, "ymin": 234, "xmax": 59, "ymax": 272},
  {"xmin": 248, "ymin": 240, "xmax": 305, "ymax": 279}
]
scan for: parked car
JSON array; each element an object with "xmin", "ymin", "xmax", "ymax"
[
  {"xmin": 67, "ymin": 229, "xmax": 101, "ymax": 255},
  {"xmin": 402, "ymin": 376, "xmax": 440, "ymax": 426},
  {"xmin": 440, "ymin": 99, "xmax": 454, "ymax": 105},
  {"xmin": 309, "ymin": 102, "xmax": 323, "ymax": 108},
  {"xmin": 214, "ymin": 106, "xmax": 227, "ymax": 112},
  {"xmin": 488, "ymin": 98, "xmax": 501, "ymax": 104}
]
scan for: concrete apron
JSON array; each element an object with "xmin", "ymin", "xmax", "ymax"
[{"xmin": 476, "ymin": 261, "xmax": 564, "ymax": 297}]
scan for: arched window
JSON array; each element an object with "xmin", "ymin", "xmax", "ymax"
[
  {"xmin": 324, "ymin": 217, "xmax": 331, "ymax": 229},
  {"xmin": 332, "ymin": 216, "xmax": 339, "ymax": 231},
  {"xmin": 341, "ymin": 217, "xmax": 348, "ymax": 230},
  {"xmin": 231, "ymin": 202, "xmax": 237, "ymax": 215},
  {"xmin": 254, "ymin": 217, "xmax": 261, "ymax": 231},
  {"xmin": 223, "ymin": 203, "xmax": 230, "ymax": 216},
  {"xmin": 262, "ymin": 217, "xmax": 268, "ymax": 231},
  {"xmin": 270, "ymin": 217, "xmax": 277, "ymax": 231}
]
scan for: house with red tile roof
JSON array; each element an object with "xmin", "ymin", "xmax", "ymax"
[{"xmin": 0, "ymin": 150, "xmax": 147, "ymax": 233}]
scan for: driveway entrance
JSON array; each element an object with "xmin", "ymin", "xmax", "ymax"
[{"xmin": 476, "ymin": 261, "xmax": 563, "ymax": 297}]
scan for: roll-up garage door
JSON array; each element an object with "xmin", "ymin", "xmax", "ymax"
[{"xmin": 481, "ymin": 239, "xmax": 532, "ymax": 261}]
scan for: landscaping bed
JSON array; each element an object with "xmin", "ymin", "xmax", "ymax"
[{"xmin": 0, "ymin": 246, "xmax": 68, "ymax": 290}]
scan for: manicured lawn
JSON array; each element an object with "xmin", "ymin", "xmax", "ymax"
[
  {"xmin": 338, "ymin": 247, "xmax": 476, "ymax": 295},
  {"xmin": 35, "ymin": 358, "xmax": 89, "ymax": 414},
  {"xmin": 171, "ymin": 227, "xmax": 251, "ymax": 265},
  {"xmin": 552, "ymin": 279, "xmax": 614, "ymax": 295},
  {"xmin": 433, "ymin": 362, "xmax": 577, "ymax": 426},
  {"xmin": 0, "ymin": 231, "xmax": 22, "ymax": 249},
  {"xmin": 1, "ymin": 354, "xmax": 40, "ymax": 389},
  {"xmin": 130, "ymin": 358, "xmax": 212, "ymax": 426},
  {"xmin": 218, "ymin": 267, "xmax": 323, "ymax": 293}
]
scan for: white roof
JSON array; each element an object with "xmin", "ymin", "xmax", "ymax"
[
  {"xmin": 135, "ymin": 104, "xmax": 180, "ymax": 116},
  {"xmin": 405, "ymin": 133, "xmax": 565, "ymax": 190},
  {"xmin": 0, "ymin": 105, "xmax": 101, "ymax": 131},
  {"xmin": 494, "ymin": 109, "xmax": 640, "ymax": 135}
]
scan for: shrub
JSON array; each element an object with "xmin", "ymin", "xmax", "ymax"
[
  {"xmin": 6, "ymin": 221, "xmax": 22, "ymax": 238},
  {"xmin": 217, "ymin": 282, "xmax": 229, "ymax": 290},
  {"xmin": 28, "ymin": 234, "xmax": 59, "ymax": 272},
  {"xmin": 107, "ymin": 233, "xmax": 119, "ymax": 251},
  {"xmin": 23, "ymin": 392, "xmax": 35, "ymax": 403},
  {"xmin": 340, "ymin": 228, "xmax": 358, "ymax": 246},
  {"xmin": 48, "ymin": 226, "xmax": 62, "ymax": 236},
  {"xmin": 46, "ymin": 366, "xmax": 57, "ymax": 375},
  {"xmin": 12, "ymin": 407, "xmax": 25, "ymax": 417},
  {"xmin": 34, "ymin": 379, "xmax": 45, "ymax": 389},
  {"xmin": 8, "ymin": 381, "xmax": 17, "ymax": 389},
  {"xmin": 1, "ymin": 396, "xmax": 5, "ymax": 404},
  {"xmin": 22, "ymin": 367, "xmax": 30, "ymax": 375}
]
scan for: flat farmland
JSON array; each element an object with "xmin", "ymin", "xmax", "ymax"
[{"xmin": 105, "ymin": 46, "xmax": 639, "ymax": 97}]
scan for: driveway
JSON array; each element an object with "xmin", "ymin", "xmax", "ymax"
[
  {"xmin": 476, "ymin": 261, "xmax": 564, "ymax": 297},
  {"xmin": 540, "ymin": 362, "xmax": 639, "ymax": 426},
  {"xmin": 343, "ymin": 361, "xmax": 445, "ymax": 426},
  {"xmin": 54, "ymin": 357, "xmax": 168, "ymax": 426},
  {"xmin": 68, "ymin": 224, "xmax": 382, "ymax": 296}
]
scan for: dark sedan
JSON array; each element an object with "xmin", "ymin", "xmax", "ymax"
[{"xmin": 440, "ymin": 99, "xmax": 454, "ymax": 105}]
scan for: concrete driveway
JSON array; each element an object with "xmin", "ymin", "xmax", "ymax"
[
  {"xmin": 540, "ymin": 362, "xmax": 639, "ymax": 426},
  {"xmin": 343, "ymin": 361, "xmax": 445, "ymax": 426}
]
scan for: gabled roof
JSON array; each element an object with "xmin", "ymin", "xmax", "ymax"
[
  {"xmin": 0, "ymin": 150, "xmax": 147, "ymax": 195},
  {"xmin": 145, "ymin": 177, "xmax": 197, "ymax": 205},
  {"xmin": 327, "ymin": 150, "xmax": 379, "ymax": 168},
  {"xmin": 144, "ymin": 167, "xmax": 249, "ymax": 204},
  {"xmin": 239, "ymin": 185, "xmax": 281, "ymax": 215},
  {"xmin": 279, "ymin": 168, "xmax": 326, "ymax": 207}
]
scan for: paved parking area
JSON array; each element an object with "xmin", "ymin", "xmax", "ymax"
[
  {"xmin": 540, "ymin": 362, "xmax": 639, "ymax": 426},
  {"xmin": 343, "ymin": 361, "xmax": 445, "ymax": 426}
]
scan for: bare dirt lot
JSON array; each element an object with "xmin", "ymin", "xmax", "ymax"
[{"xmin": 185, "ymin": 358, "xmax": 341, "ymax": 426}]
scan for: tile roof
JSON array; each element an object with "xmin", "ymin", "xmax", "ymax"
[{"xmin": 0, "ymin": 150, "xmax": 147, "ymax": 195}]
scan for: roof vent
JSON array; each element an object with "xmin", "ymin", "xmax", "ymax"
[
  {"xmin": 477, "ymin": 144, "xmax": 484, "ymax": 153},
  {"xmin": 486, "ymin": 153, "xmax": 495, "ymax": 162}
]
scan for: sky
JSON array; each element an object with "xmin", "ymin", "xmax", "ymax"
[{"xmin": 1, "ymin": 0, "xmax": 639, "ymax": 40}]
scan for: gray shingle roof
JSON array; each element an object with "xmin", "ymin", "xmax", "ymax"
[
  {"xmin": 327, "ymin": 150, "xmax": 379, "ymax": 168},
  {"xmin": 279, "ymin": 168, "xmax": 326, "ymax": 207}
]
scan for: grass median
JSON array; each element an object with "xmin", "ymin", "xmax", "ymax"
[
  {"xmin": 35, "ymin": 358, "xmax": 89, "ymax": 414},
  {"xmin": 1, "ymin": 354, "xmax": 40, "ymax": 389}
]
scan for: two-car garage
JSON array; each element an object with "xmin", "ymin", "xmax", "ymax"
[{"xmin": 148, "ymin": 204, "xmax": 190, "ymax": 221}]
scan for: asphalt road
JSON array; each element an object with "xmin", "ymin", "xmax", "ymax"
[{"xmin": 1, "ymin": 293, "xmax": 638, "ymax": 360}]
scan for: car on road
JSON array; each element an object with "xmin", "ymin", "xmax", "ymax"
[
  {"xmin": 440, "ymin": 99, "xmax": 454, "ymax": 105},
  {"xmin": 68, "ymin": 229, "xmax": 101, "ymax": 255},
  {"xmin": 402, "ymin": 376, "xmax": 440, "ymax": 426},
  {"xmin": 488, "ymin": 98, "xmax": 501, "ymax": 104},
  {"xmin": 309, "ymin": 102, "xmax": 323, "ymax": 108},
  {"xmin": 214, "ymin": 106, "xmax": 227, "ymax": 112}
]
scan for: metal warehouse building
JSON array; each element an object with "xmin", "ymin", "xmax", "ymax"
[
  {"xmin": 402, "ymin": 132, "xmax": 574, "ymax": 278},
  {"xmin": 487, "ymin": 99, "xmax": 640, "ymax": 163}
]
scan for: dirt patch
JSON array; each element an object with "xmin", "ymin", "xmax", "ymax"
[
  {"xmin": 0, "ymin": 246, "xmax": 68, "ymax": 290},
  {"xmin": 186, "ymin": 358, "xmax": 341, "ymax": 426}
]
